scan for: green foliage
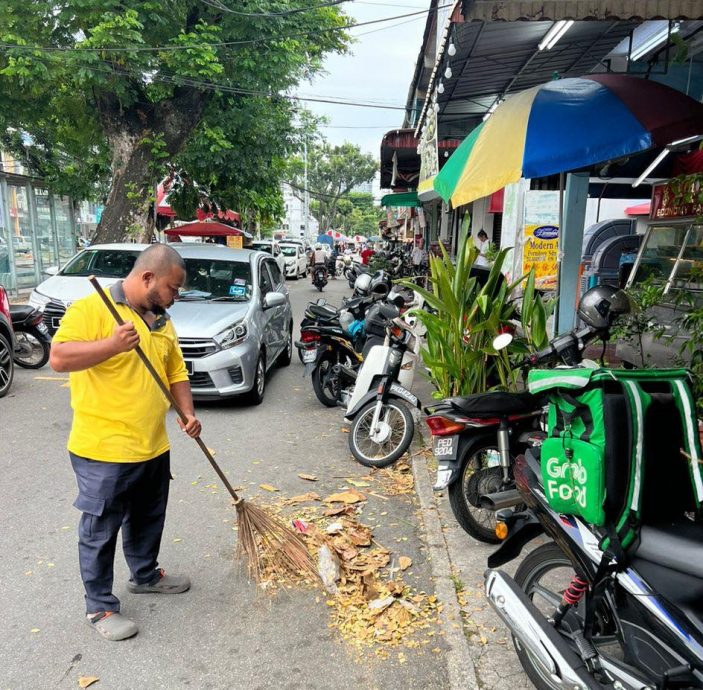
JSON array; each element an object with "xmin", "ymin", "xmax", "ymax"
[
  {"xmin": 0, "ymin": 0, "xmax": 350, "ymax": 232},
  {"xmin": 612, "ymin": 277, "xmax": 667, "ymax": 368},
  {"xmin": 289, "ymin": 140, "xmax": 377, "ymax": 232},
  {"xmin": 399, "ymin": 218, "xmax": 552, "ymax": 398}
]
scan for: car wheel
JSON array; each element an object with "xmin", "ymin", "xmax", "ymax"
[
  {"xmin": 245, "ymin": 351, "xmax": 266, "ymax": 405},
  {"xmin": 278, "ymin": 326, "xmax": 293, "ymax": 367},
  {"xmin": 0, "ymin": 333, "xmax": 15, "ymax": 398}
]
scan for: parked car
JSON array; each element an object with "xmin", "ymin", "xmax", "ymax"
[
  {"xmin": 171, "ymin": 244, "xmax": 293, "ymax": 403},
  {"xmin": 251, "ymin": 240, "xmax": 286, "ymax": 277},
  {"xmin": 0, "ymin": 283, "xmax": 15, "ymax": 397},
  {"xmin": 28, "ymin": 243, "xmax": 148, "ymax": 335},
  {"xmin": 27, "ymin": 242, "xmax": 293, "ymax": 403},
  {"xmin": 280, "ymin": 242, "xmax": 309, "ymax": 279}
]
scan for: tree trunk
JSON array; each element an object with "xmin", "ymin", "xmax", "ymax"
[
  {"xmin": 92, "ymin": 133, "xmax": 153, "ymax": 244},
  {"xmin": 92, "ymin": 87, "xmax": 209, "ymax": 244}
]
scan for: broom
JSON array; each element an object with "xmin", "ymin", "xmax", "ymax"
[{"xmin": 89, "ymin": 276, "xmax": 319, "ymax": 585}]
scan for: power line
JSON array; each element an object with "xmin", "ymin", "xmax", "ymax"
[
  {"xmin": 60, "ymin": 61, "xmax": 410, "ymax": 110},
  {"xmin": 198, "ymin": 0, "xmax": 347, "ymax": 17},
  {"xmin": 0, "ymin": 4, "xmax": 450, "ymax": 53}
]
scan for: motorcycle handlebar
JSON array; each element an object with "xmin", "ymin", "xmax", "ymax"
[{"xmin": 517, "ymin": 327, "xmax": 597, "ymax": 369}]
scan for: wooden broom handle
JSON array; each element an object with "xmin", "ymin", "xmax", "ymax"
[{"xmin": 88, "ymin": 276, "xmax": 241, "ymax": 503}]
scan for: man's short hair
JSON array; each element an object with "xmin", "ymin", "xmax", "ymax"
[{"xmin": 133, "ymin": 243, "xmax": 186, "ymax": 275}]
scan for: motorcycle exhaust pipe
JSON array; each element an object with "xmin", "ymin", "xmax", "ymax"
[
  {"xmin": 479, "ymin": 489, "xmax": 521, "ymax": 511},
  {"xmin": 485, "ymin": 570, "xmax": 598, "ymax": 690}
]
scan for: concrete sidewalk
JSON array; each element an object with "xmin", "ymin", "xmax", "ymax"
[{"xmin": 409, "ymin": 374, "xmax": 534, "ymax": 690}]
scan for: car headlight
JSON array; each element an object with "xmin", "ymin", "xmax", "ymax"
[
  {"xmin": 28, "ymin": 290, "xmax": 51, "ymax": 312},
  {"xmin": 215, "ymin": 321, "xmax": 248, "ymax": 349}
]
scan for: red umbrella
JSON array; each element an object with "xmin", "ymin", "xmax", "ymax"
[{"xmin": 164, "ymin": 221, "xmax": 244, "ymax": 237}]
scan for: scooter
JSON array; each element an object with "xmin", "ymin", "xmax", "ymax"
[
  {"xmin": 10, "ymin": 304, "xmax": 51, "ymax": 369},
  {"xmin": 344, "ymin": 306, "xmax": 422, "ymax": 468},
  {"xmin": 312, "ymin": 265, "xmax": 328, "ymax": 292}
]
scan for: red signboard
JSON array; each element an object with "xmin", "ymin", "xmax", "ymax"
[{"xmin": 651, "ymin": 181, "xmax": 703, "ymax": 220}]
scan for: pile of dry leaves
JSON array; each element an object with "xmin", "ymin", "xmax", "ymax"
[{"xmin": 255, "ymin": 472, "xmax": 440, "ymax": 654}]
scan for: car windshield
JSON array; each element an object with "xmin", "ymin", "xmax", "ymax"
[
  {"xmin": 179, "ymin": 258, "xmax": 252, "ymax": 301},
  {"xmin": 281, "ymin": 246, "xmax": 297, "ymax": 256},
  {"xmin": 252, "ymin": 243, "xmax": 272, "ymax": 255},
  {"xmin": 61, "ymin": 249, "xmax": 140, "ymax": 277}
]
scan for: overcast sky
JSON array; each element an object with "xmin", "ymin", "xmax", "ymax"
[{"xmin": 299, "ymin": 1, "xmax": 429, "ymax": 157}]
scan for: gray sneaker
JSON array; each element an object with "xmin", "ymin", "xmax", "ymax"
[
  {"xmin": 87, "ymin": 612, "xmax": 138, "ymax": 641},
  {"xmin": 127, "ymin": 569, "xmax": 191, "ymax": 594}
]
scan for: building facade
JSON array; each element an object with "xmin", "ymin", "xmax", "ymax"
[{"xmin": 281, "ymin": 183, "xmax": 319, "ymax": 243}]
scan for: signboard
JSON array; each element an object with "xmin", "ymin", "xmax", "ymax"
[
  {"xmin": 522, "ymin": 191, "xmax": 560, "ymax": 290},
  {"xmin": 226, "ymin": 235, "xmax": 243, "ymax": 249},
  {"xmin": 418, "ymin": 106, "xmax": 439, "ymax": 186},
  {"xmin": 651, "ymin": 180, "xmax": 703, "ymax": 220}
]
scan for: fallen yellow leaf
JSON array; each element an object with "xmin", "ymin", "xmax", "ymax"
[
  {"xmin": 347, "ymin": 480, "xmax": 370, "ymax": 488},
  {"xmin": 298, "ymin": 473, "xmax": 318, "ymax": 481},
  {"xmin": 399, "ymin": 556, "xmax": 413, "ymax": 571},
  {"xmin": 78, "ymin": 677, "xmax": 100, "ymax": 688},
  {"xmin": 324, "ymin": 490, "xmax": 366, "ymax": 504},
  {"xmin": 173, "ymin": 538, "xmax": 182, "ymax": 543},
  {"xmin": 206, "ymin": 447, "xmax": 216, "ymax": 456},
  {"xmin": 259, "ymin": 484, "xmax": 279, "ymax": 492},
  {"xmin": 30, "ymin": 628, "xmax": 40, "ymax": 633}
]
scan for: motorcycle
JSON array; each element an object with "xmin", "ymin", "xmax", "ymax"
[
  {"xmin": 344, "ymin": 302, "xmax": 422, "ymax": 468},
  {"xmin": 425, "ymin": 324, "xmax": 602, "ymax": 544},
  {"xmin": 312, "ymin": 265, "xmax": 328, "ymax": 292},
  {"xmin": 346, "ymin": 262, "xmax": 369, "ymax": 290},
  {"xmin": 10, "ymin": 304, "xmax": 51, "ymax": 369}
]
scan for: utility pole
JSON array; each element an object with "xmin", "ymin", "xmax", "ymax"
[{"xmin": 303, "ymin": 139, "xmax": 309, "ymax": 242}]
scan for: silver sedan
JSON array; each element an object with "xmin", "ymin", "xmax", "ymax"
[{"xmin": 171, "ymin": 244, "xmax": 293, "ymax": 404}]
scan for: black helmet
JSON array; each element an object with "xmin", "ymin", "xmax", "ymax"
[{"xmin": 577, "ymin": 285, "xmax": 630, "ymax": 330}]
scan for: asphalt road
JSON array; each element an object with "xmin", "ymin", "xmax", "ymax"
[{"xmin": 0, "ymin": 276, "xmax": 451, "ymax": 690}]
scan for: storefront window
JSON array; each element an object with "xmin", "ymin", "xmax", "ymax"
[
  {"xmin": 8, "ymin": 184, "xmax": 36, "ymax": 288},
  {"xmin": 0, "ymin": 189, "xmax": 11, "ymax": 289},
  {"xmin": 34, "ymin": 188, "xmax": 58, "ymax": 273},
  {"xmin": 55, "ymin": 196, "xmax": 76, "ymax": 267}
]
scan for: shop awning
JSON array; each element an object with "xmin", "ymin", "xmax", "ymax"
[
  {"xmin": 625, "ymin": 202, "xmax": 651, "ymax": 216},
  {"xmin": 164, "ymin": 221, "xmax": 250, "ymax": 238},
  {"xmin": 380, "ymin": 192, "xmax": 420, "ymax": 208}
]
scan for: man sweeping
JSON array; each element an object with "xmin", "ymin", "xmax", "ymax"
[{"xmin": 51, "ymin": 244, "xmax": 202, "ymax": 641}]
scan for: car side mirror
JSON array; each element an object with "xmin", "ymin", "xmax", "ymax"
[
  {"xmin": 43, "ymin": 266, "xmax": 59, "ymax": 277},
  {"xmin": 263, "ymin": 292, "xmax": 286, "ymax": 310}
]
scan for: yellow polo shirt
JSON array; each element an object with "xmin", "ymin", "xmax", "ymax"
[{"xmin": 53, "ymin": 287, "xmax": 189, "ymax": 462}]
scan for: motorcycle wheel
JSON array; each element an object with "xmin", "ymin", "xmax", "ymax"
[
  {"xmin": 311, "ymin": 354, "xmax": 339, "ymax": 408},
  {"xmin": 13, "ymin": 331, "xmax": 50, "ymax": 369},
  {"xmin": 448, "ymin": 444, "xmax": 511, "ymax": 544},
  {"xmin": 513, "ymin": 542, "xmax": 615, "ymax": 690},
  {"xmin": 348, "ymin": 400, "xmax": 414, "ymax": 468}
]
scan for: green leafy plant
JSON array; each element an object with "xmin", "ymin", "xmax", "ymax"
[{"xmin": 399, "ymin": 219, "xmax": 552, "ymax": 399}]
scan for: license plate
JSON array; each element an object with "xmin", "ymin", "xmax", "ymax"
[
  {"xmin": 51, "ymin": 317, "xmax": 62, "ymax": 329},
  {"xmin": 302, "ymin": 349, "xmax": 316, "ymax": 364},
  {"xmin": 185, "ymin": 360, "xmax": 194, "ymax": 375},
  {"xmin": 37, "ymin": 322, "xmax": 49, "ymax": 335},
  {"xmin": 433, "ymin": 435, "xmax": 458, "ymax": 461}
]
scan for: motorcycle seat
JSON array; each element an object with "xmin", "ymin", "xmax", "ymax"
[
  {"xmin": 309, "ymin": 304, "xmax": 339, "ymax": 320},
  {"xmin": 447, "ymin": 391, "xmax": 541, "ymax": 417},
  {"xmin": 9, "ymin": 304, "xmax": 36, "ymax": 320},
  {"xmin": 631, "ymin": 521, "xmax": 703, "ymax": 580}
]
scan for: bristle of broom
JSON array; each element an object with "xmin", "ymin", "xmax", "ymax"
[{"xmin": 235, "ymin": 500, "xmax": 320, "ymax": 584}]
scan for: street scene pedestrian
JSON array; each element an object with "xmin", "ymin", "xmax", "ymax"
[
  {"xmin": 4, "ymin": 3, "xmax": 703, "ymax": 689},
  {"xmin": 50, "ymin": 244, "xmax": 201, "ymax": 641}
]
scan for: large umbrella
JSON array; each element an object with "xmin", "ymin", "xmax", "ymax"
[
  {"xmin": 435, "ymin": 75, "xmax": 703, "ymax": 207},
  {"xmin": 164, "ymin": 221, "xmax": 248, "ymax": 237}
]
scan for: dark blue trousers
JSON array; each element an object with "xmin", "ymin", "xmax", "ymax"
[{"xmin": 70, "ymin": 451, "xmax": 171, "ymax": 613}]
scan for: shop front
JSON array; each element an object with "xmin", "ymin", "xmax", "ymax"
[{"xmin": 0, "ymin": 173, "xmax": 78, "ymax": 292}]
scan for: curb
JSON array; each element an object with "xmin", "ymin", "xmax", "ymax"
[{"xmin": 410, "ymin": 413, "xmax": 479, "ymax": 690}]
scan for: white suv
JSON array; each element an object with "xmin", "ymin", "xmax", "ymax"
[
  {"xmin": 251, "ymin": 240, "xmax": 286, "ymax": 277},
  {"xmin": 280, "ymin": 242, "xmax": 308, "ymax": 279}
]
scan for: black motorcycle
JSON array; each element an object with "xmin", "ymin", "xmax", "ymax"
[
  {"xmin": 10, "ymin": 304, "xmax": 51, "ymax": 369},
  {"xmin": 312, "ymin": 265, "xmax": 328, "ymax": 292},
  {"xmin": 484, "ymin": 306, "xmax": 703, "ymax": 689}
]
